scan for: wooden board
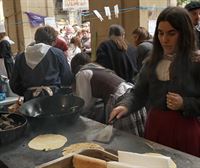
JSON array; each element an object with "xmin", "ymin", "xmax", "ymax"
[{"xmin": 36, "ymin": 149, "xmax": 118, "ymax": 168}]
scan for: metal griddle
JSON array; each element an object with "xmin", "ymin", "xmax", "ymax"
[{"xmin": 0, "ymin": 116, "xmax": 199, "ymax": 168}]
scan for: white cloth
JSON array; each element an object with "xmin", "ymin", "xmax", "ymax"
[
  {"xmin": 25, "ymin": 43, "xmax": 51, "ymax": 69},
  {"xmin": 107, "ymin": 161, "xmax": 145, "ymax": 168},
  {"xmin": 28, "ymin": 86, "xmax": 53, "ymax": 97},
  {"xmin": 114, "ymin": 82, "xmax": 133, "ymax": 98},
  {"xmin": 75, "ymin": 69, "xmax": 97, "ymax": 114},
  {"xmin": 118, "ymin": 151, "xmax": 173, "ymax": 168},
  {"xmin": 156, "ymin": 59, "xmax": 172, "ymax": 81},
  {"xmin": 67, "ymin": 44, "xmax": 81, "ymax": 65}
]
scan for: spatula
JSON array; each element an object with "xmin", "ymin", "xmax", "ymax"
[{"xmin": 93, "ymin": 118, "xmax": 117, "ymax": 143}]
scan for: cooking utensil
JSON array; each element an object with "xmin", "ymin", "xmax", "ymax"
[
  {"xmin": 0, "ymin": 160, "xmax": 9, "ymax": 168},
  {"xmin": 0, "ymin": 112, "xmax": 27, "ymax": 145},
  {"xmin": 92, "ymin": 118, "xmax": 117, "ymax": 143},
  {"xmin": 19, "ymin": 95, "xmax": 84, "ymax": 124}
]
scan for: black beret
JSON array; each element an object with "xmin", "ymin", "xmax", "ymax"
[{"xmin": 185, "ymin": 1, "xmax": 200, "ymax": 11}]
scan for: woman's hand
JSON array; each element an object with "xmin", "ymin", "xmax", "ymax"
[
  {"xmin": 192, "ymin": 50, "xmax": 200, "ymax": 62},
  {"xmin": 166, "ymin": 92, "xmax": 183, "ymax": 110},
  {"xmin": 108, "ymin": 105, "xmax": 128, "ymax": 123}
]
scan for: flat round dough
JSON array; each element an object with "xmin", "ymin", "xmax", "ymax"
[
  {"xmin": 62, "ymin": 142, "xmax": 104, "ymax": 156},
  {"xmin": 28, "ymin": 134, "xmax": 67, "ymax": 151}
]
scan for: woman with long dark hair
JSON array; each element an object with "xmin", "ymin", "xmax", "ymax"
[{"xmin": 109, "ymin": 7, "xmax": 200, "ymax": 157}]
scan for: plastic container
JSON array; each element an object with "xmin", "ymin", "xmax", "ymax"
[
  {"xmin": 0, "ymin": 75, "xmax": 8, "ymax": 99},
  {"xmin": 0, "ymin": 92, "xmax": 6, "ymax": 101}
]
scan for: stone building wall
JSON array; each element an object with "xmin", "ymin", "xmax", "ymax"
[{"xmin": 3, "ymin": 0, "xmax": 55, "ymax": 54}]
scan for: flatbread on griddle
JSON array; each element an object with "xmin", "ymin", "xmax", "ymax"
[
  {"xmin": 62, "ymin": 142, "xmax": 104, "ymax": 155},
  {"xmin": 28, "ymin": 134, "xmax": 67, "ymax": 151}
]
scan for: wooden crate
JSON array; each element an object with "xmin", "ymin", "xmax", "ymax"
[{"xmin": 36, "ymin": 149, "xmax": 118, "ymax": 168}]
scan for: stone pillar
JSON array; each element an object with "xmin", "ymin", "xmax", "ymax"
[
  {"xmin": 3, "ymin": 0, "xmax": 55, "ymax": 53},
  {"xmin": 2, "ymin": 0, "xmax": 19, "ymax": 54}
]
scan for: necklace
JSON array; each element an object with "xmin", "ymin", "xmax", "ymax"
[{"xmin": 163, "ymin": 53, "xmax": 176, "ymax": 61}]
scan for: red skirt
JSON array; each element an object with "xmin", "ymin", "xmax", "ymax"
[{"xmin": 144, "ymin": 108, "xmax": 200, "ymax": 157}]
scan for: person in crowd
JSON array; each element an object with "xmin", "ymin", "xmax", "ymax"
[
  {"xmin": 132, "ymin": 27, "xmax": 153, "ymax": 70},
  {"xmin": 64, "ymin": 25, "xmax": 75, "ymax": 45},
  {"xmin": 109, "ymin": 7, "xmax": 200, "ymax": 157},
  {"xmin": 54, "ymin": 35, "xmax": 68, "ymax": 56},
  {"xmin": 67, "ymin": 36, "xmax": 82, "ymax": 65},
  {"xmin": 185, "ymin": 1, "xmax": 200, "ymax": 49},
  {"xmin": 71, "ymin": 52, "xmax": 147, "ymax": 137},
  {"xmin": 96, "ymin": 24, "xmax": 138, "ymax": 83},
  {"xmin": 81, "ymin": 28, "xmax": 91, "ymax": 53},
  {"xmin": 10, "ymin": 25, "xmax": 73, "ymax": 101},
  {"xmin": 59, "ymin": 27, "xmax": 66, "ymax": 38},
  {"xmin": 0, "ymin": 24, "xmax": 14, "ymax": 79},
  {"xmin": 76, "ymin": 30, "xmax": 83, "ymax": 41},
  {"xmin": 81, "ymin": 28, "xmax": 90, "ymax": 45},
  {"xmin": 72, "ymin": 24, "xmax": 81, "ymax": 33}
]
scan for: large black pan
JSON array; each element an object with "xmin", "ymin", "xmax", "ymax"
[{"xmin": 19, "ymin": 95, "xmax": 84, "ymax": 124}]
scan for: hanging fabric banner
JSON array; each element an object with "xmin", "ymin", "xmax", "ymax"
[{"xmin": 25, "ymin": 12, "xmax": 46, "ymax": 27}]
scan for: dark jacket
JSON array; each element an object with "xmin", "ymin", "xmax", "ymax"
[
  {"xmin": 0, "ymin": 40, "xmax": 14, "ymax": 79},
  {"xmin": 118, "ymin": 61, "xmax": 200, "ymax": 117},
  {"xmin": 137, "ymin": 40, "xmax": 153, "ymax": 70},
  {"xmin": 96, "ymin": 40, "xmax": 138, "ymax": 83},
  {"xmin": 10, "ymin": 43, "xmax": 73, "ymax": 101}
]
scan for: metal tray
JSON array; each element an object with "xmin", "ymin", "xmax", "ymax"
[{"xmin": 0, "ymin": 112, "xmax": 27, "ymax": 145}]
